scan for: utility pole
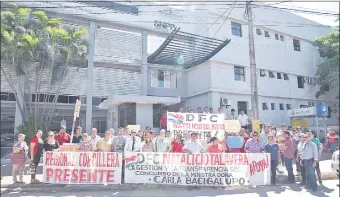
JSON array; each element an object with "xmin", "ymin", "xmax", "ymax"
[{"xmin": 246, "ymin": 1, "xmax": 259, "ymax": 120}]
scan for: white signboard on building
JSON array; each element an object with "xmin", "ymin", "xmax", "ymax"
[{"xmin": 287, "ymin": 106, "xmax": 316, "ymax": 117}]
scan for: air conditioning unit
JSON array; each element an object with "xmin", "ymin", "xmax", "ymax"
[{"xmin": 221, "ymin": 98, "xmax": 231, "ymax": 106}]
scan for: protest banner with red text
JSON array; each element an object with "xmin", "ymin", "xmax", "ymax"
[
  {"xmin": 124, "ymin": 152, "xmax": 271, "ymax": 186},
  {"xmin": 42, "ymin": 151, "xmax": 122, "ymax": 184},
  {"xmin": 167, "ymin": 112, "xmax": 225, "ymax": 139}
]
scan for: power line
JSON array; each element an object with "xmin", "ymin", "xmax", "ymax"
[
  {"xmin": 213, "ymin": 0, "xmax": 237, "ymax": 38},
  {"xmin": 199, "ymin": 3, "xmax": 238, "ymax": 36},
  {"xmin": 253, "ymin": 4, "xmax": 339, "ymax": 16}
]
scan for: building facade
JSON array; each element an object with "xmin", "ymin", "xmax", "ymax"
[{"xmin": 1, "ymin": 1, "xmax": 338, "ymax": 136}]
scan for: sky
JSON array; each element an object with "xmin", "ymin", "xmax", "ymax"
[{"xmin": 272, "ymin": 2, "xmax": 339, "ymax": 27}]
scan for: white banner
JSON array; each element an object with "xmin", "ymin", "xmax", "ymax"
[
  {"xmin": 124, "ymin": 152, "xmax": 271, "ymax": 186},
  {"xmin": 42, "ymin": 152, "xmax": 122, "ymax": 184},
  {"xmin": 167, "ymin": 112, "xmax": 225, "ymax": 139}
]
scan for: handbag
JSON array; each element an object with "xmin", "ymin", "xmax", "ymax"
[
  {"xmin": 27, "ymin": 162, "xmax": 36, "ymax": 175},
  {"xmin": 10, "ymin": 152, "xmax": 26, "ymax": 165}
]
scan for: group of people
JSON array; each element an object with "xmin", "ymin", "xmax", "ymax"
[{"xmin": 11, "ymin": 120, "xmax": 338, "ymax": 191}]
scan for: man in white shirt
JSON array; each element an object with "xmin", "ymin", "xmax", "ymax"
[
  {"xmin": 88, "ymin": 128, "xmax": 101, "ymax": 151},
  {"xmin": 183, "ymin": 133, "xmax": 204, "ymax": 154},
  {"xmin": 238, "ymin": 111, "xmax": 250, "ymax": 130},
  {"xmin": 124, "ymin": 130, "xmax": 142, "ymax": 152},
  {"xmin": 218, "ymin": 107, "xmax": 227, "ymax": 120},
  {"xmin": 260, "ymin": 125, "xmax": 270, "ymax": 147}
]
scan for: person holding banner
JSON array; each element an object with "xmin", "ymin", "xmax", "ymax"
[
  {"xmin": 244, "ymin": 132, "xmax": 263, "ymax": 153},
  {"xmin": 11, "ymin": 134, "xmax": 28, "ymax": 185},
  {"xmin": 142, "ymin": 134, "xmax": 155, "ymax": 152},
  {"xmin": 124, "ymin": 130, "xmax": 142, "ymax": 152},
  {"xmin": 79, "ymin": 133, "xmax": 93, "ymax": 152},
  {"xmin": 96, "ymin": 130, "xmax": 114, "ymax": 152},
  {"xmin": 113, "ymin": 128, "xmax": 126, "ymax": 152},
  {"xmin": 170, "ymin": 134, "xmax": 184, "ymax": 153},
  {"xmin": 155, "ymin": 129, "xmax": 170, "ymax": 152},
  {"xmin": 183, "ymin": 133, "xmax": 204, "ymax": 154},
  {"xmin": 43, "ymin": 131, "xmax": 59, "ymax": 152},
  {"xmin": 89, "ymin": 128, "xmax": 101, "ymax": 151},
  {"xmin": 208, "ymin": 137, "xmax": 223, "ymax": 153}
]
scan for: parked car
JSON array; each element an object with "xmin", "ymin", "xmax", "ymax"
[{"xmin": 331, "ymin": 150, "xmax": 339, "ymax": 176}]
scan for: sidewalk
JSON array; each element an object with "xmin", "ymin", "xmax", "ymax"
[{"xmin": 1, "ymin": 171, "xmax": 337, "ymax": 194}]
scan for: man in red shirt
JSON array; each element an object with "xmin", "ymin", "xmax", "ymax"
[
  {"xmin": 327, "ymin": 128, "xmax": 338, "ymax": 153},
  {"xmin": 160, "ymin": 112, "xmax": 167, "ymax": 130},
  {"xmin": 54, "ymin": 127, "xmax": 71, "ymax": 145}
]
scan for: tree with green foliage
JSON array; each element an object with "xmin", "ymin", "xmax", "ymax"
[
  {"xmin": 314, "ymin": 27, "xmax": 339, "ymax": 99},
  {"xmin": 1, "ymin": 3, "xmax": 88, "ymax": 140}
]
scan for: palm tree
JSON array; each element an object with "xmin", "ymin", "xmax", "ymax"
[{"xmin": 1, "ymin": 4, "xmax": 88, "ymax": 140}]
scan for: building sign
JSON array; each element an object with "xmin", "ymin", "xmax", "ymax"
[
  {"xmin": 154, "ymin": 20, "xmax": 176, "ymax": 31},
  {"xmin": 316, "ymin": 104, "xmax": 329, "ymax": 117},
  {"xmin": 287, "ymin": 106, "xmax": 316, "ymax": 117},
  {"xmin": 43, "ymin": 152, "xmax": 122, "ymax": 184},
  {"xmin": 167, "ymin": 112, "xmax": 225, "ymax": 139},
  {"xmin": 124, "ymin": 152, "xmax": 271, "ymax": 186}
]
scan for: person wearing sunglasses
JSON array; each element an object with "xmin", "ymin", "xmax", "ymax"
[
  {"xmin": 124, "ymin": 130, "xmax": 142, "ymax": 152},
  {"xmin": 244, "ymin": 132, "xmax": 263, "ymax": 153}
]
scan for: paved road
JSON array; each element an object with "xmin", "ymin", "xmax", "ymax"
[{"xmin": 1, "ymin": 180, "xmax": 339, "ymax": 197}]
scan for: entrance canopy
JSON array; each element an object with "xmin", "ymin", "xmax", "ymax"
[
  {"xmin": 147, "ymin": 28, "xmax": 231, "ymax": 69},
  {"xmin": 98, "ymin": 95, "xmax": 181, "ymax": 109}
]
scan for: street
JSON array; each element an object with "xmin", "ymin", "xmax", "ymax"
[{"xmin": 1, "ymin": 180, "xmax": 339, "ymax": 197}]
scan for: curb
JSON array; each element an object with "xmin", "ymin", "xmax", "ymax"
[{"xmin": 1, "ymin": 173, "xmax": 337, "ymax": 194}]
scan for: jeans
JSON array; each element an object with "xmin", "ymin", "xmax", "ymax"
[
  {"xmin": 315, "ymin": 161, "xmax": 322, "ymax": 183},
  {"xmin": 284, "ymin": 158, "xmax": 294, "ymax": 182},
  {"xmin": 300, "ymin": 162, "xmax": 307, "ymax": 184},
  {"xmin": 271, "ymin": 160, "xmax": 278, "ymax": 185},
  {"xmin": 303, "ymin": 159, "xmax": 317, "ymax": 190},
  {"xmin": 281, "ymin": 154, "xmax": 285, "ymax": 167},
  {"xmin": 294, "ymin": 150, "xmax": 300, "ymax": 173}
]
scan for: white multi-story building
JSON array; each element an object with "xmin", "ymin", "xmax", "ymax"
[{"xmin": 1, "ymin": 1, "xmax": 338, "ymax": 135}]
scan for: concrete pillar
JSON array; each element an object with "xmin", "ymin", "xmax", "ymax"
[
  {"xmin": 14, "ymin": 75, "xmax": 25, "ymax": 134},
  {"xmin": 141, "ymin": 30, "xmax": 148, "ymax": 95},
  {"xmin": 136, "ymin": 103, "xmax": 153, "ymax": 130},
  {"xmin": 86, "ymin": 21, "xmax": 96, "ymax": 132}
]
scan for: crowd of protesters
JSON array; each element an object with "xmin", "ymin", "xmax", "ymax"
[{"xmin": 10, "ymin": 108, "xmax": 339, "ymax": 191}]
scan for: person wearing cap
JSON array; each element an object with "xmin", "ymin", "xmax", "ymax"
[
  {"xmin": 43, "ymin": 131, "xmax": 59, "ymax": 152},
  {"xmin": 309, "ymin": 130, "xmax": 322, "ymax": 184},
  {"xmin": 299, "ymin": 133, "xmax": 319, "ymax": 191},
  {"xmin": 55, "ymin": 127, "xmax": 71, "ymax": 145}
]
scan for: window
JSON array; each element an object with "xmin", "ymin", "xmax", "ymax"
[
  {"xmin": 262, "ymin": 103, "xmax": 269, "ymax": 110},
  {"xmin": 286, "ymin": 104, "xmax": 291, "ymax": 110},
  {"xmin": 279, "ymin": 103, "xmax": 284, "ymax": 110},
  {"xmin": 280, "ymin": 35, "xmax": 284, "ymax": 41},
  {"xmin": 264, "ymin": 31, "xmax": 270, "ymax": 38},
  {"xmin": 237, "ymin": 101, "xmax": 248, "ymax": 115},
  {"xmin": 256, "ymin": 28, "xmax": 262, "ymax": 35},
  {"xmin": 260, "ymin": 70, "xmax": 266, "ymax": 77},
  {"xmin": 231, "ymin": 22, "xmax": 242, "ymax": 37},
  {"xmin": 271, "ymin": 103, "xmax": 276, "ymax": 110},
  {"xmin": 275, "ymin": 34, "xmax": 279, "ymax": 40},
  {"xmin": 151, "ymin": 69, "xmax": 175, "ymax": 88},
  {"xmin": 277, "ymin": 73, "xmax": 282, "ymax": 79},
  {"xmin": 293, "ymin": 39, "xmax": 300, "ymax": 51},
  {"xmin": 283, "ymin": 74, "xmax": 289, "ymax": 80},
  {"xmin": 269, "ymin": 71, "xmax": 275, "ymax": 78},
  {"xmin": 297, "ymin": 76, "xmax": 305, "ymax": 88},
  {"xmin": 234, "ymin": 66, "xmax": 245, "ymax": 81}
]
